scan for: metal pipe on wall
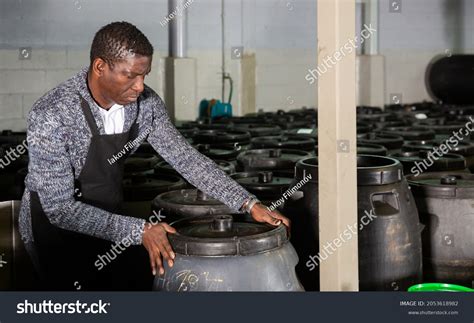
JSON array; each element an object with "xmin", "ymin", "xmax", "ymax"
[
  {"xmin": 168, "ymin": 0, "xmax": 187, "ymax": 58},
  {"xmin": 221, "ymin": 0, "xmax": 226, "ymax": 102},
  {"xmin": 355, "ymin": 0, "xmax": 379, "ymax": 55}
]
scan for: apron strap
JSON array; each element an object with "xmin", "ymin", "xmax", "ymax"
[
  {"xmin": 81, "ymin": 97, "xmax": 141, "ymax": 137},
  {"xmin": 80, "ymin": 97, "xmax": 100, "ymax": 136}
]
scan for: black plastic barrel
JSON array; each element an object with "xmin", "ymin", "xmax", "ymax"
[
  {"xmin": 194, "ymin": 144, "xmax": 241, "ymax": 161},
  {"xmin": 283, "ymin": 128, "xmax": 318, "ymax": 141},
  {"xmin": 0, "ymin": 130, "xmax": 27, "ymax": 146},
  {"xmin": 153, "ymin": 215, "xmax": 303, "ymax": 291},
  {"xmin": 237, "ymin": 148, "xmax": 311, "ymax": 172},
  {"xmin": 426, "ymin": 55, "xmax": 474, "ymax": 105},
  {"xmin": 282, "ymin": 158, "xmax": 319, "ymax": 291},
  {"xmin": 407, "ymin": 173, "xmax": 474, "ymax": 285},
  {"xmin": 357, "ymin": 143, "xmax": 387, "ymax": 156},
  {"xmin": 390, "ymin": 151, "xmax": 468, "ymax": 175},
  {"xmin": 250, "ymin": 136, "xmax": 316, "ymax": 152},
  {"xmin": 402, "ymin": 140, "xmax": 474, "ymax": 172},
  {"xmin": 230, "ymin": 171, "xmax": 294, "ymax": 203},
  {"xmin": 284, "ymin": 156, "xmax": 423, "ymax": 291},
  {"xmin": 232, "ymin": 124, "xmax": 282, "ymax": 137},
  {"xmin": 152, "ymin": 189, "xmax": 234, "ymax": 223},
  {"xmin": 193, "ymin": 130, "xmax": 251, "ymax": 146},
  {"xmin": 176, "ymin": 126, "xmax": 199, "ymax": 138},
  {"xmin": 358, "ymin": 133, "xmax": 404, "ymax": 154},
  {"xmin": 124, "ymin": 153, "xmax": 160, "ymax": 176},
  {"xmin": 380, "ymin": 126, "xmax": 435, "ymax": 141},
  {"xmin": 356, "ymin": 155, "xmax": 423, "ymax": 291},
  {"xmin": 122, "ymin": 174, "xmax": 186, "ymax": 219}
]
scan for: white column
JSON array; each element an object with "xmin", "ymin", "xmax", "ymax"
[{"xmin": 317, "ymin": 0, "xmax": 359, "ymax": 291}]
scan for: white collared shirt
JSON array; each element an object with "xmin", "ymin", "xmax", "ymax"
[{"xmin": 98, "ymin": 104, "xmax": 125, "ymax": 134}]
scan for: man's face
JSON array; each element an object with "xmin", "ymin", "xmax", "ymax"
[{"xmin": 98, "ymin": 54, "xmax": 152, "ymax": 106}]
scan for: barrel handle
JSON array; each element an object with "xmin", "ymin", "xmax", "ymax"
[{"xmin": 370, "ymin": 191, "xmax": 400, "ymax": 216}]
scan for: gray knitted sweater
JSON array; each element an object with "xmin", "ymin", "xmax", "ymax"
[{"xmin": 19, "ymin": 67, "xmax": 253, "ymax": 245}]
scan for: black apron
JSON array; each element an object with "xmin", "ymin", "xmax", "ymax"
[{"xmin": 31, "ymin": 97, "xmax": 153, "ymax": 291}]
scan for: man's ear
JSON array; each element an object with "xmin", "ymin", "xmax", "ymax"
[{"xmin": 91, "ymin": 58, "xmax": 107, "ymax": 77}]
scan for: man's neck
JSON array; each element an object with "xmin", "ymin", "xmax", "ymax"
[{"xmin": 87, "ymin": 72, "xmax": 114, "ymax": 110}]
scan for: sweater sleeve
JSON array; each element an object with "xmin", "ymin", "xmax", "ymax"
[
  {"xmin": 146, "ymin": 92, "xmax": 254, "ymax": 212},
  {"xmin": 27, "ymin": 105, "xmax": 146, "ymax": 245}
]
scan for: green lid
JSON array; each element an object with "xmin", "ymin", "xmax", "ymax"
[{"xmin": 408, "ymin": 283, "xmax": 474, "ymax": 292}]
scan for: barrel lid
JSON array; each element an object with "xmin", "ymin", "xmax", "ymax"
[
  {"xmin": 372, "ymin": 120, "xmax": 407, "ymax": 130},
  {"xmin": 194, "ymin": 144, "xmax": 241, "ymax": 160},
  {"xmin": 357, "ymin": 112, "xmax": 395, "ymax": 121},
  {"xmin": 155, "ymin": 160, "xmax": 176, "ymax": 173},
  {"xmin": 413, "ymin": 117, "xmax": 447, "ymax": 126},
  {"xmin": 180, "ymin": 121, "xmax": 230, "ymax": 130},
  {"xmin": 445, "ymin": 106, "xmax": 474, "ymax": 118},
  {"xmin": 214, "ymin": 116, "xmax": 268, "ymax": 124},
  {"xmin": 232, "ymin": 124, "xmax": 282, "ymax": 137},
  {"xmin": 214, "ymin": 160, "xmax": 236, "ymax": 175},
  {"xmin": 357, "ymin": 106, "xmax": 383, "ymax": 114},
  {"xmin": 155, "ymin": 189, "xmax": 225, "ymax": 206},
  {"xmin": 418, "ymin": 123, "xmax": 466, "ymax": 135},
  {"xmin": 407, "ymin": 173, "xmax": 474, "ymax": 198},
  {"xmin": 402, "ymin": 140, "xmax": 474, "ymax": 156},
  {"xmin": 356, "ymin": 143, "xmax": 387, "ymax": 156},
  {"xmin": 176, "ymin": 126, "xmax": 199, "ymax": 138},
  {"xmin": 124, "ymin": 153, "xmax": 160, "ymax": 173},
  {"xmin": 169, "ymin": 215, "xmax": 288, "ymax": 256},
  {"xmin": 384, "ymin": 103, "xmax": 442, "ymax": 117},
  {"xmin": 379, "ymin": 126, "xmax": 435, "ymax": 141},
  {"xmin": 283, "ymin": 128, "xmax": 318, "ymax": 140},
  {"xmin": 390, "ymin": 151, "xmax": 466, "ymax": 173},
  {"xmin": 194, "ymin": 130, "xmax": 251, "ymax": 145},
  {"xmin": 356, "ymin": 123, "xmax": 373, "ymax": 134},
  {"xmin": 237, "ymin": 148, "xmax": 311, "ymax": 170},
  {"xmin": 358, "ymin": 133, "xmax": 404, "ymax": 150},
  {"xmin": 250, "ymin": 136, "xmax": 316, "ymax": 151},
  {"xmin": 231, "ymin": 171, "xmax": 294, "ymax": 197}
]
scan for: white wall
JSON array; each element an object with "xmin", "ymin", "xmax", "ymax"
[
  {"xmin": 378, "ymin": 0, "xmax": 474, "ymax": 104},
  {"xmin": 0, "ymin": 0, "xmax": 318, "ymax": 130},
  {"xmin": 1, "ymin": 0, "xmax": 474, "ymax": 130}
]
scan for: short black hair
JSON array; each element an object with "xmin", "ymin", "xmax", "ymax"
[{"xmin": 90, "ymin": 21, "xmax": 154, "ymax": 67}]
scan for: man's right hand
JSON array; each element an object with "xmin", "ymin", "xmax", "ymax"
[{"xmin": 142, "ymin": 222, "xmax": 176, "ymax": 276}]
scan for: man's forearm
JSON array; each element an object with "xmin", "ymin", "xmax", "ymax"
[
  {"xmin": 148, "ymin": 122, "xmax": 254, "ymax": 211},
  {"xmin": 42, "ymin": 196, "xmax": 146, "ymax": 245}
]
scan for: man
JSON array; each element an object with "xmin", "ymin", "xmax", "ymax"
[{"xmin": 19, "ymin": 21, "xmax": 290, "ymax": 291}]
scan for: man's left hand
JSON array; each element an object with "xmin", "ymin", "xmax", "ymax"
[{"xmin": 250, "ymin": 203, "xmax": 291, "ymax": 229}]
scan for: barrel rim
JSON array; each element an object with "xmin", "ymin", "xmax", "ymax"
[
  {"xmin": 168, "ymin": 215, "xmax": 288, "ymax": 256},
  {"xmin": 407, "ymin": 173, "xmax": 474, "ymax": 198}
]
